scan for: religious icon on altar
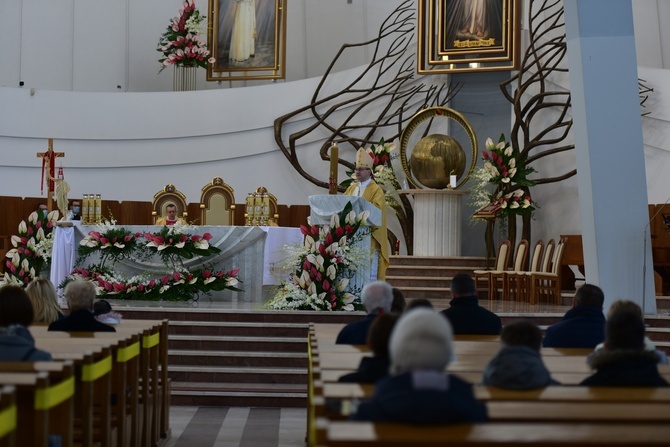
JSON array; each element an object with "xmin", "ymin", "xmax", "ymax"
[
  {"xmin": 417, "ymin": 0, "xmax": 520, "ymax": 73},
  {"xmin": 207, "ymin": 0, "xmax": 287, "ymax": 81}
]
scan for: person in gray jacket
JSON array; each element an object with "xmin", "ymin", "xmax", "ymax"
[
  {"xmin": 482, "ymin": 320, "xmax": 558, "ymax": 389},
  {"xmin": 0, "ymin": 285, "xmax": 52, "ymax": 361}
]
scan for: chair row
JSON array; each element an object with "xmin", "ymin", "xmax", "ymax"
[
  {"xmin": 0, "ymin": 319, "xmax": 169, "ymax": 447},
  {"xmin": 474, "ymin": 236, "xmax": 568, "ymax": 304}
]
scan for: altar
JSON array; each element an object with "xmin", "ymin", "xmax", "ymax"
[{"xmin": 50, "ymin": 224, "xmax": 304, "ymax": 303}]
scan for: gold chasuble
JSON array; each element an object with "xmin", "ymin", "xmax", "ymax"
[{"xmin": 344, "ymin": 180, "xmax": 389, "ymax": 280}]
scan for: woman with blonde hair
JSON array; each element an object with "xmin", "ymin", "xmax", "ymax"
[{"xmin": 26, "ymin": 278, "xmax": 64, "ymax": 324}]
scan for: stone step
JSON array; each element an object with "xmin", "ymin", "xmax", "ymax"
[
  {"xmin": 168, "ymin": 320, "xmax": 308, "ymax": 337},
  {"xmin": 168, "ymin": 334, "xmax": 306, "ymax": 352},
  {"xmin": 386, "ymin": 265, "xmax": 483, "ymax": 278},
  {"xmin": 168, "ymin": 349, "xmax": 308, "ymax": 368},
  {"xmin": 642, "ymin": 315, "xmax": 670, "ymax": 328},
  {"xmin": 656, "ymin": 296, "xmax": 670, "ymax": 309},
  {"xmin": 391, "ymin": 286, "xmax": 452, "ymax": 300},
  {"xmin": 390, "ymin": 255, "xmax": 487, "ymax": 268},
  {"xmin": 386, "ymin": 275, "xmax": 455, "ymax": 289},
  {"xmin": 170, "ymin": 382, "xmax": 306, "ymax": 407},
  {"xmin": 168, "ymin": 365, "xmax": 307, "ymax": 384}
]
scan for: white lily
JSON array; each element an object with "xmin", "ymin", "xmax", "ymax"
[
  {"xmin": 306, "ymin": 254, "xmax": 317, "ymax": 265},
  {"xmin": 21, "ymin": 259, "xmax": 30, "ymax": 270},
  {"xmin": 315, "ymin": 255, "xmax": 325, "ymax": 271},
  {"xmin": 11, "ymin": 236, "xmax": 21, "ymax": 248},
  {"xmin": 195, "ymin": 240, "xmax": 210, "ymax": 250},
  {"xmin": 300, "ymin": 270, "xmax": 310, "ymax": 288},
  {"xmin": 18, "ymin": 221, "xmax": 27, "ymax": 235},
  {"xmin": 496, "ymin": 141, "xmax": 506, "ymax": 150},
  {"xmin": 11, "ymin": 252, "xmax": 20, "ymax": 267},
  {"xmin": 113, "ymin": 242, "xmax": 125, "ymax": 249},
  {"xmin": 522, "ymin": 199, "xmax": 531, "ymax": 208},
  {"xmin": 501, "ymin": 177, "xmax": 510, "ymax": 183},
  {"xmin": 29, "ymin": 267, "xmax": 35, "ymax": 279},
  {"xmin": 5, "ymin": 249, "xmax": 17, "ymax": 258},
  {"xmin": 226, "ymin": 277, "xmax": 239, "ymax": 287},
  {"xmin": 509, "ymin": 167, "xmax": 517, "ymax": 178},
  {"xmin": 27, "ymin": 238, "xmax": 36, "ymax": 249},
  {"xmin": 326, "ymin": 264, "xmax": 337, "ymax": 280},
  {"xmin": 336, "ymin": 278, "xmax": 349, "ymax": 291},
  {"xmin": 510, "ymin": 201, "xmax": 520, "ymax": 209},
  {"xmin": 330, "ymin": 213, "xmax": 340, "ymax": 228},
  {"xmin": 338, "ymin": 236, "xmax": 348, "ymax": 246},
  {"xmin": 345, "ymin": 211, "xmax": 356, "ymax": 225},
  {"xmin": 514, "ymin": 189, "xmax": 525, "ymax": 198},
  {"xmin": 509, "ymin": 158, "xmax": 516, "ymax": 168},
  {"xmin": 307, "ymin": 282, "xmax": 317, "ymax": 296},
  {"xmin": 36, "ymin": 227, "xmax": 45, "ymax": 241},
  {"xmin": 342, "ymin": 304, "xmax": 354, "ymax": 311},
  {"xmin": 28, "ymin": 212, "xmax": 38, "ymax": 224},
  {"xmin": 485, "ymin": 138, "xmax": 494, "ymax": 149},
  {"xmin": 504, "ymin": 146, "xmax": 513, "ymax": 156},
  {"xmin": 189, "ymin": 276, "xmax": 198, "ymax": 285},
  {"xmin": 48, "ymin": 210, "xmax": 59, "ymax": 221},
  {"xmin": 175, "ymin": 241, "xmax": 186, "ymax": 248},
  {"xmin": 358, "ymin": 210, "xmax": 370, "ymax": 224},
  {"xmin": 304, "ymin": 235, "xmax": 315, "ymax": 249}
]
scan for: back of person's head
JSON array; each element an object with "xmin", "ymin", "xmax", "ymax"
[
  {"xmin": 65, "ymin": 280, "xmax": 97, "ymax": 312},
  {"xmin": 405, "ymin": 298, "xmax": 434, "ymax": 311},
  {"xmin": 93, "ymin": 299, "xmax": 113, "ymax": 317},
  {"xmin": 501, "ymin": 320, "xmax": 543, "ymax": 352},
  {"xmin": 390, "ymin": 308, "xmax": 454, "ymax": 374},
  {"xmin": 574, "ymin": 283, "xmax": 604, "ymax": 308},
  {"xmin": 0, "ymin": 285, "xmax": 34, "ymax": 327},
  {"xmin": 391, "ymin": 288, "xmax": 406, "ymax": 313},
  {"xmin": 606, "ymin": 300, "xmax": 642, "ymax": 320},
  {"xmin": 367, "ymin": 313, "xmax": 399, "ymax": 357},
  {"xmin": 450, "ymin": 273, "xmax": 476, "ymax": 298},
  {"xmin": 361, "ymin": 281, "xmax": 393, "ymax": 314},
  {"xmin": 26, "ymin": 278, "xmax": 62, "ymax": 324},
  {"xmin": 605, "ymin": 308, "xmax": 645, "ymax": 350}
]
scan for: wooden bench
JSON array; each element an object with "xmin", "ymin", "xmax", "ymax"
[{"xmin": 0, "ymin": 385, "xmax": 16, "ymax": 447}]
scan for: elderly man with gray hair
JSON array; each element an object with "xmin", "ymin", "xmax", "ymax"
[
  {"xmin": 48, "ymin": 280, "xmax": 116, "ymax": 332},
  {"xmin": 336, "ymin": 281, "xmax": 394, "ymax": 345},
  {"xmin": 352, "ymin": 308, "xmax": 488, "ymax": 423}
]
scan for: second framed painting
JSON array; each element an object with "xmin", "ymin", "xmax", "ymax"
[{"xmin": 207, "ymin": 0, "xmax": 287, "ymax": 81}]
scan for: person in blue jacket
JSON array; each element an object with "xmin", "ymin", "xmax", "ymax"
[
  {"xmin": 0, "ymin": 285, "xmax": 52, "ymax": 361},
  {"xmin": 336, "ymin": 281, "xmax": 393, "ymax": 345},
  {"xmin": 352, "ymin": 308, "xmax": 488, "ymax": 424},
  {"xmin": 543, "ymin": 283, "xmax": 605, "ymax": 348}
]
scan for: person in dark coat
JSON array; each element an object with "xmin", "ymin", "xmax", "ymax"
[
  {"xmin": 543, "ymin": 283, "xmax": 605, "ymax": 348},
  {"xmin": 336, "ymin": 281, "xmax": 393, "ymax": 344},
  {"xmin": 0, "ymin": 285, "xmax": 52, "ymax": 361},
  {"xmin": 483, "ymin": 320, "xmax": 559, "ymax": 389},
  {"xmin": 49, "ymin": 280, "xmax": 116, "ymax": 332},
  {"xmin": 580, "ymin": 306, "xmax": 669, "ymax": 387},
  {"xmin": 338, "ymin": 313, "xmax": 398, "ymax": 384},
  {"xmin": 440, "ymin": 273, "xmax": 502, "ymax": 335},
  {"xmin": 352, "ymin": 308, "xmax": 488, "ymax": 424}
]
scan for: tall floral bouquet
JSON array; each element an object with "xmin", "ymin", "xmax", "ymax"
[
  {"xmin": 77, "ymin": 219, "xmax": 142, "ymax": 269},
  {"xmin": 144, "ymin": 225, "xmax": 221, "ymax": 270},
  {"xmin": 265, "ymin": 202, "xmax": 371, "ymax": 311},
  {"xmin": 157, "ymin": 0, "xmax": 215, "ymax": 72},
  {"xmin": 1, "ymin": 210, "xmax": 59, "ymax": 286},
  {"xmin": 470, "ymin": 134, "xmax": 536, "ymax": 218}
]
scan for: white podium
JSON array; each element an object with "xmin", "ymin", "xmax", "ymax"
[
  {"xmin": 398, "ymin": 189, "xmax": 466, "ymax": 256},
  {"xmin": 308, "ymin": 195, "xmax": 381, "ymax": 291}
]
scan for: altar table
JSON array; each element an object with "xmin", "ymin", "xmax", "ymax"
[{"xmin": 50, "ymin": 225, "xmax": 303, "ymax": 303}]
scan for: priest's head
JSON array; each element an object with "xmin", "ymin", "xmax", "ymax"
[
  {"xmin": 354, "ymin": 148, "xmax": 374, "ymax": 182},
  {"xmin": 165, "ymin": 204, "xmax": 177, "ymax": 220}
]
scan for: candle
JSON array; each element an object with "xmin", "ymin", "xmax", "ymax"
[
  {"xmin": 450, "ymin": 174, "xmax": 457, "ymax": 189},
  {"xmin": 329, "ymin": 143, "xmax": 339, "ymax": 194}
]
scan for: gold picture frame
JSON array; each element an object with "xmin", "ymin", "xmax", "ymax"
[
  {"xmin": 207, "ymin": 0, "xmax": 286, "ymax": 81},
  {"xmin": 418, "ymin": 0, "xmax": 520, "ymax": 74}
]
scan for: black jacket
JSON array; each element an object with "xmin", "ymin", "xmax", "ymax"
[
  {"xmin": 580, "ymin": 349, "xmax": 669, "ymax": 387},
  {"xmin": 338, "ymin": 355, "xmax": 390, "ymax": 384},
  {"xmin": 48, "ymin": 309, "xmax": 116, "ymax": 332},
  {"xmin": 543, "ymin": 305, "xmax": 605, "ymax": 348},
  {"xmin": 440, "ymin": 296, "xmax": 502, "ymax": 335}
]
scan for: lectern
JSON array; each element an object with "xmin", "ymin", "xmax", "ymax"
[{"xmin": 308, "ymin": 195, "xmax": 381, "ymax": 292}]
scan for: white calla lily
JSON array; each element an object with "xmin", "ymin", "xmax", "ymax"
[
  {"xmin": 330, "ymin": 213, "xmax": 339, "ymax": 228},
  {"xmin": 36, "ymin": 227, "xmax": 45, "ymax": 241},
  {"xmin": 504, "ymin": 146, "xmax": 513, "ymax": 156},
  {"xmin": 11, "ymin": 236, "xmax": 21, "ymax": 248},
  {"xmin": 18, "ymin": 221, "xmax": 27, "ymax": 235},
  {"xmin": 485, "ymin": 138, "xmax": 494, "ymax": 149},
  {"xmin": 28, "ymin": 212, "xmax": 38, "ymax": 224},
  {"xmin": 326, "ymin": 264, "xmax": 337, "ymax": 280}
]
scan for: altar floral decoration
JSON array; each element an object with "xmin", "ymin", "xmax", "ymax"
[
  {"xmin": 470, "ymin": 134, "xmax": 536, "ymax": 219},
  {"xmin": 1, "ymin": 210, "xmax": 59, "ymax": 286},
  {"xmin": 265, "ymin": 202, "xmax": 371, "ymax": 311},
  {"xmin": 64, "ymin": 222, "xmax": 239, "ymax": 302},
  {"xmin": 157, "ymin": 0, "xmax": 215, "ymax": 72}
]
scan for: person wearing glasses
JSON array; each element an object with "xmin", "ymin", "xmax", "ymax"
[{"xmin": 344, "ymin": 148, "xmax": 389, "ymax": 280}]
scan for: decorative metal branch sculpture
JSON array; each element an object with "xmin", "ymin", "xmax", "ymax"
[{"xmin": 274, "ymin": 0, "xmax": 460, "ymax": 254}]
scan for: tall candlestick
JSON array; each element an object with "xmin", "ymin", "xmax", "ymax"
[{"xmin": 329, "ymin": 143, "xmax": 339, "ymax": 195}]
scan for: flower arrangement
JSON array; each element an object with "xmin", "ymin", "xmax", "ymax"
[
  {"xmin": 144, "ymin": 225, "xmax": 221, "ymax": 270},
  {"xmin": 78, "ymin": 219, "xmax": 142, "ymax": 269},
  {"xmin": 265, "ymin": 201, "xmax": 371, "ymax": 311},
  {"xmin": 1, "ymin": 210, "xmax": 59, "ymax": 286},
  {"xmin": 470, "ymin": 134, "xmax": 536, "ymax": 218},
  {"xmin": 67, "ymin": 265, "xmax": 240, "ymax": 302},
  {"xmin": 157, "ymin": 0, "xmax": 215, "ymax": 72}
]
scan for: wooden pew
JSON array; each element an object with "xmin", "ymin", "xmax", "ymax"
[{"xmin": 0, "ymin": 386, "xmax": 16, "ymax": 447}]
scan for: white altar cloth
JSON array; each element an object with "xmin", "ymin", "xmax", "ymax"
[{"xmin": 50, "ymin": 225, "xmax": 303, "ymax": 302}]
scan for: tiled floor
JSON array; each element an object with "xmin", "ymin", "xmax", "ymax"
[{"xmin": 166, "ymin": 406, "xmax": 306, "ymax": 447}]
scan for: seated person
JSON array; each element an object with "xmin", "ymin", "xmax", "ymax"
[
  {"xmin": 67, "ymin": 200, "xmax": 81, "ymax": 221},
  {"xmin": 336, "ymin": 281, "xmax": 393, "ymax": 345},
  {"xmin": 37, "ymin": 202, "xmax": 49, "ymax": 219},
  {"xmin": 391, "ymin": 287, "xmax": 406, "ymax": 313},
  {"xmin": 543, "ymin": 283, "xmax": 605, "ymax": 348},
  {"xmin": 49, "ymin": 280, "xmax": 116, "ymax": 332},
  {"xmin": 93, "ymin": 299, "xmax": 122, "ymax": 325},
  {"xmin": 580, "ymin": 305, "xmax": 669, "ymax": 387},
  {"xmin": 482, "ymin": 320, "xmax": 559, "ymax": 389},
  {"xmin": 352, "ymin": 308, "xmax": 488, "ymax": 423},
  {"xmin": 589, "ymin": 300, "xmax": 667, "ymax": 364},
  {"xmin": 440, "ymin": 273, "xmax": 502, "ymax": 335},
  {"xmin": 156, "ymin": 203, "xmax": 186, "ymax": 226},
  {"xmin": 0, "ymin": 285, "xmax": 52, "ymax": 361},
  {"xmin": 405, "ymin": 298, "xmax": 434, "ymax": 311},
  {"xmin": 338, "ymin": 313, "xmax": 398, "ymax": 384},
  {"xmin": 26, "ymin": 278, "xmax": 65, "ymax": 324}
]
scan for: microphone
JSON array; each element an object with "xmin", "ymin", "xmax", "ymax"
[{"xmin": 643, "ymin": 196, "xmax": 670, "ymax": 314}]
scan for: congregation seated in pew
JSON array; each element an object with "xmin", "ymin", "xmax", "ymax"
[
  {"xmin": 543, "ymin": 283, "xmax": 605, "ymax": 348},
  {"xmin": 49, "ymin": 280, "xmax": 116, "ymax": 332},
  {"xmin": 483, "ymin": 320, "xmax": 560, "ymax": 389},
  {"xmin": 338, "ymin": 313, "xmax": 398, "ymax": 384},
  {"xmin": 440, "ymin": 273, "xmax": 502, "ymax": 335},
  {"xmin": 336, "ymin": 281, "xmax": 393, "ymax": 345},
  {"xmin": 0, "ymin": 285, "xmax": 52, "ymax": 361},
  {"xmin": 93, "ymin": 299, "xmax": 123, "ymax": 325},
  {"xmin": 581, "ymin": 302, "xmax": 670, "ymax": 387},
  {"xmin": 26, "ymin": 277, "xmax": 65, "ymax": 324},
  {"xmin": 351, "ymin": 308, "xmax": 488, "ymax": 424}
]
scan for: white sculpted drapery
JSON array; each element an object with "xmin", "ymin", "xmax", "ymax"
[{"xmin": 230, "ymin": 0, "xmax": 256, "ymax": 62}]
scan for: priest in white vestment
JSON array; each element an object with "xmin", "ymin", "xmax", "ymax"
[{"xmin": 230, "ymin": 0, "xmax": 256, "ymax": 62}]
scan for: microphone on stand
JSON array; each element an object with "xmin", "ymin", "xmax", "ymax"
[{"xmin": 643, "ymin": 196, "xmax": 670, "ymax": 314}]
